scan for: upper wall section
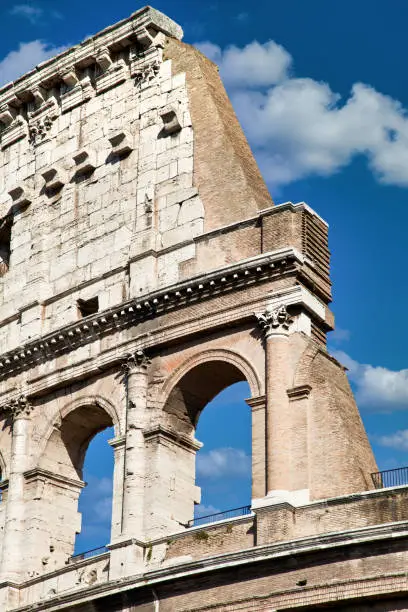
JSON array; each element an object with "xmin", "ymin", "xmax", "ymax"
[
  {"xmin": 0, "ymin": 6, "xmax": 276, "ymax": 350},
  {"xmin": 165, "ymin": 39, "xmax": 273, "ymax": 230}
]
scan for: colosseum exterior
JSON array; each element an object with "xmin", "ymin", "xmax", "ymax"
[{"xmin": 0, "ymin": 6, "xmax": 407, "ymax": 612}]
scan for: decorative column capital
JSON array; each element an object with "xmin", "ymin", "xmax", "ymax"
[
  {"xmin": 121, "ymin": 349, "xmax": 151, "ymax": 372},
  {"xmin": 255, "ymin": 305, "xmax": 293, "ymax": 338},
  {"xmin": 3, "ymin": 395, "xmax": 34, "ymax": 420}
]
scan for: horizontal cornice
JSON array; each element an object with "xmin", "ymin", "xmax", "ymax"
[
  {"xmin": 0, "ymin": 6, "xmax": 182, "ymax": 107},
  {"xmin": 0, "ymin": 249, "xmax": 301, "ymax": 381}
]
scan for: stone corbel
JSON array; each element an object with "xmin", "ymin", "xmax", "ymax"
[
  {"xmin": 72, "ymin": 149, "xmax": 96, "ymax": 177},
  {"xmin": 96, "ymin": 48, "xmax": 113, "ymax": 72},
  {"xmin": 41, "ymin": 165, "xmax": 68, "ymax": 191},
  {"xmin": 31, "ymin": 86, "xmax": 46, "ymax": 107},
  {"xmin": 153, "ymin": 32, "xmax": 166, "ymax": 49},
  {"xmin": 109, "ymin": 130, "xmax": 133, "ymax": 156},
  {"xmin": 135, "ymin": 27, "xmax": 154, "ymax": 49},
  {"xmin": 0, "ymin": 104, "xmax": 17, "ymax": 127},
  {"xmin": 60, "ymin": 70, "xmax": 79, "ymax": 88},
  {"xmin": 160, "ymin": 105, "xmax": 182, "ymax": 135},
  {"xmin": 8, "ymin": 183, "xmax": 33, "ymax": 208}
]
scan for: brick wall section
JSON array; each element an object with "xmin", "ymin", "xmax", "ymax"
[
  {"xmin": 145, "ymin": 489, "xmax": 408, "ymax": 567},
  {"xmin": 147, "ymin": 541, "xmax": 408, "ymax": 611},
  {"xmin": 261, "ymin": 207, "xmax": 332, "ymax": 302},
  {"xmin": 165, "ymin": 39, "xmax": 273, "ymax": 231},
  {"xmin": 179, "ymin": 221, "xmax": 261, "ymax": 280},
  {"xmin": 256, "ymin": 488, "xmax": 408, "ymax": 545},
  {"xmin": 262, "ymin": 209, "xmax": 303, "ymax": 253},
  {"xmin": 308, "ymin": 350, "xmax": 378, "ymax": 499},
  {"xmin": 164, "ymin": 518, "xmax": 254, "ymax": 562}
]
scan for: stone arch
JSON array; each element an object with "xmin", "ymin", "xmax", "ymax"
[
  {"xmin": 160, "ymin": 348, "xmax": 261, "ymax": 434},
  {"xmin": 36, "ymin": 394, "xmax": 120, "ymax": 475},
  {"xmin": 27, "ymin": 394, "xmax": 118, "ymax": 568},
  {"xmin": 162, "ymin": 348, "xmax": 261, "ymax": 404},
  {"xmin": 38, "ymin": 394, "xmax": 118, "ymax": 481},
  {"xmin": 58, "ymin": 394, "xmax": 121, "ymax": 436},
  {"xmin": 147, "ymin": 348, "xmax": 256, "ymax": 533}
]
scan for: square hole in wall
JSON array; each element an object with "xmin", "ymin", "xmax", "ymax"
[{"xmin": 77, "ymin": 296, "xmax": 99, "ymax": 318}]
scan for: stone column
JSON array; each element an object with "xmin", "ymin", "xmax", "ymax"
[
  {"xmin": 256, "ymin": 306, "xmax": 294, "ymax": 499},
  {"xmin": 0, "ymin": 396, "xmax": 33, "ymax": 582},
  {"xmin": 121, "ymin": 350, "xmax": 150, "ymax": 540}
]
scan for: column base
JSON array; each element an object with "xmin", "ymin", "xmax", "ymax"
[{"xmin": 252, "ymin": 488, "xmax": 309, "ymax": 508}]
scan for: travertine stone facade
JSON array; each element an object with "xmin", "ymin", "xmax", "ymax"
[{"xmin": 0, "ymin": 6, "xmax": 406, "ymax": 612}]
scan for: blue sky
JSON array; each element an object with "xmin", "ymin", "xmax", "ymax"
[{"xmin": 2, "ymin": 0, "xmax": 408, "ymax": 551}]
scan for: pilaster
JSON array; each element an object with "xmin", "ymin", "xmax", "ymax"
[
  {"xmin": 287, "ymin": 385, "xmax": 312, "ymax": 496},
  {"xmin": 245, "ymin": 395, "xmax": 267, "ymax": 499}
]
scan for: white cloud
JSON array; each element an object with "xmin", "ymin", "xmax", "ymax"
[
  {"xmin": 333, "ymin": 350, "xmax": 408, "ymax": 409},
  {"xmin": 329, "ymin": 327, "xmax": 351, "ymax": 345},
  {"xmin": 236, "ymin": 12, "xmax": 249, "ymax": 22},
  {"xmin": 195, "ymin": 503, "xmax": 221, "ymax": 517},
  {"xmin": 196, "ymin": 447, "xmax": 251, "ymax": 479},
  {"xmin": 374, "ymin": 430, "xmax": 408, "ymax": 451},
  {"xmin": 10, "ymin": 4, "xmax": 43, "ymax": 24},
  {"xmin": 10, "ymin": 4, "xmax": 62, "ymax": 24},
  {"xmin": 197, "ymin": 40, "xmax": 291, "ymax": 89},
  {"xmin": 0, "ymin": 40, "xmax": 67, "ymax": 86},
  {"xmin": 196, "ymin": 39, "xmax": 408, "ymax": 189}
]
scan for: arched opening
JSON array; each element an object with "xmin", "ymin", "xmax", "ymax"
[
  {"xmin": 75, "ymin": 426, "xmax": 114, "ymax": 554},
  {"xmin": 37, "ymin": 402, "xmax": 116, "ymax": 566},
  {"xmin": 163, "ymin": 359, "xmax": 250, "ymax": 434},
  {"xmin": 195, "ymin": 381, "xmax": 251, "ymax": 523},
  {"xmin": 159, "ymin": 356, "xmax": 258, "ymax": 531}
]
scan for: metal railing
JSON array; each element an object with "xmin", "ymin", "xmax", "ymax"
[
  {"xmin": 69, "ymin": 545, "xmax": 109, "ymax": 563},
  {"xmin": 188, "ymin": 505, "xmax": 252, "ymax": 528},
  {"xmin": 371, "ymin": 466, "xmax": 408, "ymax": 489}
]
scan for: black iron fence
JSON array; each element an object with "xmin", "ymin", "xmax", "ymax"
[
  {"xmin": 69, "ymin": 545, "xmax": 109, "ymax": 563},
  {"xmin": 188, "ymin": 505, "xmax": 252, "ymax": 528},
  {"xmin": 371, "ymin": 466, "xmax": 408, "ymax": 489}
]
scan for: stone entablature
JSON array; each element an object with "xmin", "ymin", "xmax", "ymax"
[
  {"xmin": 0, "ymin": 7, "xmax": 182, "ymax": 107},
  {"xmin": 0, "ymin": 248, "xmax": 317, "ymax": 381}
]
